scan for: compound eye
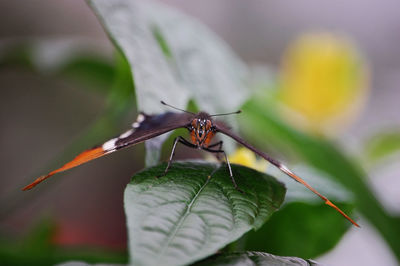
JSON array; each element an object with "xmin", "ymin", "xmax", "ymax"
[
  {"xmin": 205, "ymin": 120, "xmax": 212, "ymax": 131},
  {"xmin": 191, "ymin": 120, "xmax": 197, "ymax": 130}
]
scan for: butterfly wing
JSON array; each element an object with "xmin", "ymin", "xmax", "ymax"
[
  {"xmin": 214, "ymin": 121, "xmax": 360, "ymax": 227},
  {"xmin": 23, "ymin": 112, "xmax": 192, "ymax": 190}
]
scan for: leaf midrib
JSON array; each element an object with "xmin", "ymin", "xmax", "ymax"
[{"xmin": 155, "ymin": 166, "xmax": 216, "ymax": 262}]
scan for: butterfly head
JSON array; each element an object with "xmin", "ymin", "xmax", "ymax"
[{"xmin": 189, "ymin": 112, "xmax": 215, "ymax": 147}]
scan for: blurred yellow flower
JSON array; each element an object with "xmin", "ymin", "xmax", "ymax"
[
  {"xmin": 228, "ymin": 147, "xmax": 268, "ymax": 172},
  {"xmin": 279, "ymin": 32, "xmax": 369, "ymax": 135}
]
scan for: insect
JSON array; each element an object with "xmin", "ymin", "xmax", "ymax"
[{"xmin": 23, "ymin": 101, "xmax": 359, "ymax": 227}]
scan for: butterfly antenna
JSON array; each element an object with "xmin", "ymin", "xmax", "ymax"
[
  {"xmin": 160, "ymin": 101, "xmax": 195, "ymax": 114},
  {"xmin": 210, "ymin": 110, "xmax": 242, "ymax": 117}
]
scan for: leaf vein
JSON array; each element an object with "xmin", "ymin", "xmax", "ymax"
[{"xmin": 155, "ymin": 172, "xmax": 213, "ymax": 261}]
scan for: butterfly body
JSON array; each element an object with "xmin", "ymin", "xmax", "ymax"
[
  {"xmin": 188, "ymin": 112, "xmax": 215, "ymax": 148},
  {"xmin": 22, "ymin": 103, "xmax": 359, "ymax": 227}
]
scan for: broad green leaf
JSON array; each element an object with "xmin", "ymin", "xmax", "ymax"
[
  {"xmin": 243, "ymin": 202, "xmax": 353, "ymax": 259},
  {"xmin": 88, "ymin": 0, "xmax": 251, "ymax": 161},
  {"xmin": 363, "ymin": 129, "xmax": 400, "ymax": 165},
  {"xmin": 124, "ymin": 161, "xmax": 286, "ymax": 266},
  {"xmin": 193, "ymin": 251, "xmax": 320, "ymax": 266},
  {"xmin": 89, "ymin": 0, "xmax": 191, "ymax": 167},
  {"xmin": 89, "ymin": 0, "xmax": 190, "ymax": 114},
  {"xmin": 88, "ymin": 0, "xmax": 249, "ymax": 114},
  {"xmin": 148, "ymin": 5, "xmax": 249, "ymax": 113},
  {"xmin": 238, "ymin": 98, "xmax": 400, "ymax": 261}
]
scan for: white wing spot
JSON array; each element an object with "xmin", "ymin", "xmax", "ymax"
[
  {"xmin": 280, "ymin": 164, "xmax": 292, "ymax": 174},
  {"xmin": 102, "ymin": 138, "xmax": 117, "ymax": 151},
  {"xmin": 132, "ymin": 122, "xmax": 140, "ymax": 128},
  {"xmin": 120, "ymin": 129, "xmax": 134, "ymax": 139},
  {"xmin": 137, "ymin": 114, "xmax": 145, "ymax": 123}
]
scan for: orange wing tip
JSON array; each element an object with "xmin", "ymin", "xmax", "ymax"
[
  {"xmin": 22, "ymin": 175, "xmax": 49, "ymax": 191},
  {"xmin": 325, "ymin": 200, "xmax": 360, "ymax": 228},
  {"xmin": 22, "ymin": 146, "xmax": 107, "ymax": 191}
]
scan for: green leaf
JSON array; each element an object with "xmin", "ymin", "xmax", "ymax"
[
  {"xmin": 88, "ymin": 0, "xmax": 249, "ymax": 114},
  {"xmin": 147, "ymin": 9, "xmax": 249, "ymax": 114},
  {"xmin": 239, "ymin": 98, "xmax": 400, "ymax": 262},
  {"xmin": 88, "ymin": 0, "xmax": 252, "ymax": 162},
  {"xmin": 363, "ymin": 129, "xmax": 400, "ymax": 165},
  {"xmin": 243, "ymin": 202, "xmax": 353, "ymax": 259},
  {"xmin": 124, "ymin": 161, "xmax": 286, "ymax": 266},
  {"xmin": 193, "ymin": 251, "xmax": 320, "ymax": 266},
  {"xmin": 88, "ymin": 0, "xmax": 190, "ymax": 113},
  {"xmin": 240, "ymin": 165, "xmax": 354, "ymax": 258}
]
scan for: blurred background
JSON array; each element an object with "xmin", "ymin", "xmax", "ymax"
[{"xmin": 1, "ymin": 0, "xmax": 399, "ymax": 265}]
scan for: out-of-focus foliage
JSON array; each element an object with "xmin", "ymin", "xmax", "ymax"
[
  {"xmin": 0, "ymin": 219, "xmax": 128, "ymax": 265},
  {"xmin": 0, "ymin": 41, "xmax": 116, "ymax": 93},
  {"xmin": 227, "ymin": 132, "xmax": 354, "ymax": 258},
  {"xmin": 238, "ymin": 97, "xmax": 400, "ymax": 261},
  {"xmin": 363, "ymin": 129, "xmax": 400, "ymax": 165},
  {"xmin": 243, "ymin": 202, "xmax": 353, "ymax": 258},
  {"xmin": 278, "ymin": 32, "xmax": 369, "ymax": 135},
  {"xmin": 0, "ymin": 43, "xmax": 136, "ymax": 221}
]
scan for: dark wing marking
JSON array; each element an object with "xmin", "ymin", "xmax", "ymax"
[
  {"xmin": 115, "ymin": 112, "xmax": 192, "ymax": 149},
  {"xmin": 23, "ymin": 112, "xmax": 192, "ymax": 191},
  {"xmin": 214, "ymin": 121, "xmax": 360, "ymax": 227}
]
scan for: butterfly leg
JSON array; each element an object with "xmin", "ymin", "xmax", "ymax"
[
  {"xmin": 203, "ymin": 146, "xmax": 243, "ymax": 193},
  {"xmin": 157, "ymin": 136, "xmax": 197, "ymax": 178},
  {"xmin": 207, "ymin": 141, "xmax": 223, "ymax": 161}
]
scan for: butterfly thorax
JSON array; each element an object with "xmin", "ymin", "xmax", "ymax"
[{"xmin": 189, "ymin": 112, "xmax": 215, "ymax": 147}]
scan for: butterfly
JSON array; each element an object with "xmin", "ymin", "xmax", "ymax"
[{"xmin": 23, "ymin": 101, "xmax": 359, "ymax": 227}]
